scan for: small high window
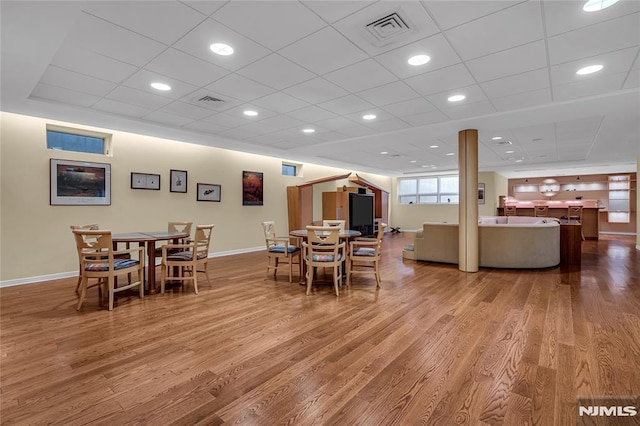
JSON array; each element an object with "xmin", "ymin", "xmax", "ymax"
[
  {"xmin": 46, "ymin": 125, "xmax": 111, "ymax": 155},
  {"xmin": 282, "ymin": 163, "xmax": 300, "ymax": 177}
]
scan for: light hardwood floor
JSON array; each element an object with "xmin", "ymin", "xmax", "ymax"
[{"xmin": 1, "ymin": 234, "xmax": 639, "ymax": 425}]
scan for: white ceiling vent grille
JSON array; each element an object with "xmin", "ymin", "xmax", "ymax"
[
  {"xmin": 198, "ymin": 95, "xmax": 224, "ymax": 103},
  {"xmin": 364, "ymin": 10, "xmax": 413, "ymax": 46}
]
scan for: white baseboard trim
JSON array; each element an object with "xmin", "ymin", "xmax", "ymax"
[{"xmin": 0, "ymin": 246, "xmax": 266, "ymax": 289}]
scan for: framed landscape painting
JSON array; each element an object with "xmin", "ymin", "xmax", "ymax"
[
  {"xmin": 242, "ymin": 171, "xmax": 263, "ymax": 206},
  {"xmin": 50, "ymin": 159, "xmax": 111, "ymax": 205}
]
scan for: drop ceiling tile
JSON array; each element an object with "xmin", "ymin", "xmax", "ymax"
[
  {"xmin": 542, "ymin": 0, "xmax": 640, "ymax": 37},
  {"xmin": 332, "ymin": 2, "xmax": 440, "ymax": 56},
  {"xmin": 106, "ymin": 86, "xmax": 174, "ymax": 109},
  {"xmin": 481, "ymin": 68, "xmax": 550, "ymax": 99},
  {"xmin": 29, "ymin": 83, "xmax": 101, "ymax": 107},
  {"xmin": 550, "ymin": 47, "xmax": 638, "ymax": 86},
  {"xmin": 356, "ymin": 81, "xmax": 420, "ymax": 107},
  {"xmin": 336, "ymin": 125, "xmax": 377, "ymax": 138},
  {"xmin": 63, "ymin": 13, "xmax": 166, "ymax": 67},
  {"xmin": 251, "ymin": 92, "xmax": 310, "ymax": 114},
  {"xmin": 424, "ymin": 0, "xmax": 525, "ymax": 30},
  {"xmin": 219, "ymin": 126, "xmax": 262, "ymax": 140},
  {"xmin": 396, "ymin": 109, "xmax": 448, "ymax": 127},
  {"xmin": 83, "ymin": 1, "xmax": 205, "ymax": 45},
  {"xmin": 50, "ymin": 46, "xmax": 139, "ymax": 84},
  {"xmin": 279, "ymin": 26, "xmax": 368, "ymax": 75},
  {"xmin": 405, "ymin": 63, "xmax": 475, "ymax": 96},
  {"xmin": 92, "ymin": 98, "xmax": 154, "ymax": 118},
  {"xmin": 121, "ymin": 69, "xmax": 199, "ymax": 100},
  {"xmin": 444, "ymin": 1, "xmax": 544, "ymax": 61},
  {"xmin": 211, "ymin": 1, "xmax": 326, "ymax": 50},
  {"xmin": 142, "ymin": 111, "xmax": 195, "ymax": 127},
  {"xmin": 237, "ymin": 54, "xmax": 316, "ymax": 90},
  {"xmin": 253, "ymin": 114, "xmax": 307, "ymax": 131},
  {"xmin": 301, "ymin": 1, "xmax": 375, "ymax": 23},
  {"xmin": 381, "ymin": 97, "xmax": 436, "ymax": 117},
  {"xmin": 317, "ymin": 94, "xmax": 375, "ymax": 115},
  {"xmin": 344, "ymin": 109, "xmax": 394, "ymax": 124},
  {"xmin": 374, "ymin": 34, "xmax": 462, "ymax": 79},
  {"xmin": 623, "ymin": 69, "xmax": 640, "ymax": 89},
  {"xmin": 490, "ymin": 88, "xmax": 552, "ymax": 111},
  {"xmin": 362, "ymin": 117, "xmax": 411, "ymax": 132},
  {"xmin": 204, "ymin": 74, "xmax": 275, "ymax": 102},
  {"xmin": 235, "ymin": 120, "xmax": 282, "ymax": 136},
  {"xmin": 145, "ymin": 48, "xmax": 229, "ymax": 87},
  {"xmin": 466, "ymin": 40, "xmax": 548, "ymax": 83},
  {"xmin": 158, "ymin": 101, "xmax": 216, "ymax": 120},
  {"xmin": 286, "ymin": 105, "xmax": 337, "ymax": 123},
  {"xmin": 39, "ymin": 66, "xmax": 117, "ymax": 97},
  {"xmin": 313, "ymin": 116, "xmax": 361, "ymax": 131},
  {"xmin": 184, "ymin": 119, "xmax": 232, "ymax": 134},
  {"xmin": 173, "ymin": 18, "xmax": 271, "ymax": 71},
  {"xmin": 282, "ymin": 77, "xmax": 349, "ymax": 104},
  {"xmin": 181, "ymin": 1, "xmax": 227, "ymax": 16},
  {"xmin": 553, "ymin": 72, "xmax": 627, "ymax": 101},
  {"xmin": 323, "ymin": 59, "xmax": 398, "ymax": 93},
  {"xmin": 547, "ymin": 14, "xmax": 640, "ymax": 65},
  {"xmin": 201, "ymin": 111, "xmax": 248, "ymax": 128}
]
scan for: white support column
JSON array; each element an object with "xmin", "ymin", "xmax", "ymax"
[{"xmin": 458, "ymin": 129, "xmax": 479, "ymax": 272}]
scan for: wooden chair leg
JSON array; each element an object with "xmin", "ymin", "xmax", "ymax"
[
  {"xmin": 160, "ymin": 263, "xmax": 167, "ymax": 294},
  {"xmin": 108, "ymin": 277, "xmax": 115, "ymax": 311},
  {"xmin": 306, "ymin": 266, "xmax": 313, "ymax": 295},
  {"xmin": 76, "ymin": 277, "xmax": 88, "ymax": 310}
]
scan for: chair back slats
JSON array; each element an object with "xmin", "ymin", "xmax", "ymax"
[
  {"xmin": 534, "ymin": 206, "xmax": 549, "ymax": 217},
  {"xmin": 168, "ymin": 221, "xmax": 193, "ymax": 236},
  {"xmin": 322, "ymin": 220, "xmax": 345, "ymax": 230}
]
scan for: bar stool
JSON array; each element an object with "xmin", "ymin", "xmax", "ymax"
[
  {"xmin": 504, "ymin": 205, "xmax": 517, "ymax": 216},
  {"xmin": 534, "ymin": 205, "xmax": 549, "ymax": 217}
]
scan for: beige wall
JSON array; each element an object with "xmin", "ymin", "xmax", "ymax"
[
  {"xmin": 390, "ymin": 171, "xmax": 507, "ymax": 230},
  {"xmin": 0, "ymin": 112, "xmax": 390, "ymax": 283}
]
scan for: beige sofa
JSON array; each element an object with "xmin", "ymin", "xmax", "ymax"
[{"xmin": 404, "ymin": 216, "xmax": 560, "ymax": 268}]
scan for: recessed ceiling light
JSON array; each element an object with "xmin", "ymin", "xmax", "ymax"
[
  {"xmin": 421, "ymin": 165, "xmax": 429, "ymax": 168},
  {"xmin": 576, "ymin": 64, "xmax": 604, "ymax": 75},
  {"xmin": 410, "ymin": 160, "xmax": 417, "ymax": 163},
  {"xmin": 431, "ymin": 165, "xmax": 437, "ymax": 169},
  {"xmin": 492, "ymin": 136, "xmax": 503, "ymax": 140},
  {"xmin": 150, "ymin": 82, "xmax": 171, "ymax": 91},
  {"xmin": 583, "ymin": 0, "xmax": 620, "ymax": 12},
  {"xmin": 408, "ymin": 54, "xmax": 430, "ymax": 66},
  {"xmin": 210, "ymin": 43, "xmax": 234, "ymax": 56},
  {"xmin": 429, "ymin": 145, "xmax": 439, "ymax": 148},
  {"xmin": 363, "ymin": 114, "xmax": 377, "ymax": 120},
  {"xmin": 243, "ymin": 110, "xmax": 258, "ymax": 117},
  {"xmin": 447, "ymin": 94, "xmax": 466, "ymax": 102},
  {"xmin": 446, "ymin": 152, "xmax": 455, "ymax": 156},
  {"xmin": 302, "ymin": 128, "xmax": 315, "ymax": 134},
  {"xmin": 380, "ymin": 151, "xmax": 388, "ymax": 154},
  {"xmin": 505, "ymin": 150, "xmax": 515, "ymax": 154},
  {"xmin": 515, "ymin": 159, "xmax": 524, "ymax": 163}
]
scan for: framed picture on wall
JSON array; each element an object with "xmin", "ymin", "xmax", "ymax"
[
  {"xmin": 478, "ymin": 183, "xmax": 485, "ymax": 204},
  {"xmin": 197, "ymin": 183, "xmax": 221, "ymax": 202},
  {"xmin": 242, "ymin": 171, "xmax": 263, "ymax": 206},
  {"xmin": 131, "ymin": 172, "xmax": 160, "ymax": 190},
  {"xmin": 170, "ymin": 169, "xmax": 188, "ymax": 193},
  {"xmin": 50, "ymin": 159, "xmax": 111, "ymax": 205}
]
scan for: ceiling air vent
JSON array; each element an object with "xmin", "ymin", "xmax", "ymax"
[
  {"xmin": 497, "ymin": 140, "xmax": 513, "ymax": 145},
  {"xmin": 198, "ymin": 95, "xmax": 224, "ymax": 103},
  {"xmin": 364, "ymin": 10, "xmax": 413, "ymax": 46}
]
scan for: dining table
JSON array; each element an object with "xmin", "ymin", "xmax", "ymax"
[
  {"xmin": 112, "ymin": 231, "xmax": 190, "ymax": 294},
  {"xmin": 289, "ymin": 228, "xmax": 362, "ymax": 284}
]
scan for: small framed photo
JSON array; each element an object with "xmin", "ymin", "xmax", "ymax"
[
  {"xmin": 51, "ymin": 159, "xmax": 111, "ymax": 205},
  {"xmin": 478, "ymin": 183, "xmax": 485, "ymax": 204},
  {"xmin": 197, "ymin": 183, "xmax": 221, "ymax": 202},
  {"xmin": 170, "ymin": 169, "xmax": 188, "ymax": 193},
  {"xmin": 131, "ymin": 172, "xmax": 161, "ymax": 190}
]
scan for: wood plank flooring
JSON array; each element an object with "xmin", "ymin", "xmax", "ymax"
[{"xmin": 1, "ymin": 234, "xmax": 639, "ymax": 425}]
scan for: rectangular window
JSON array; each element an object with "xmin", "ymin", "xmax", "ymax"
[
  {"xmin": 46, "ymin": 125, "xmax": 110, "ymax": 155},
  {"xmin": 282, "ymin": 164, "xmax": 297, "ymax": 176},
  {"xmin": 398, "ymin": 175, "xmax": 460, "ymax": 205}
]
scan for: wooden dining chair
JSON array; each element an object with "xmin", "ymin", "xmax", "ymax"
[
  {"xmin": 534, "ymin": 206, "xmax": 549, "ymax": 217},
  {"xmin": 322, "ymin": 219, "xmax": 345, "ymax": 230},
  {"xmin": 303, "ymin": 226, "xmax": 345, "ymax": 296},
  {"xmin": 261, "ymin": 221, "xmax": 301, "ymax": 283},
  {"xmin": 347, "ymin": 223, "xmax": 386, "ymax": 288},
  {"xmin": 70, "ymin": 223, "xmax": 99, "ymax": 293},
  {"xmin": 72, "ymin": 229, "xmax": 144, "ymax": 311},
  {"xmin": 160, "ymin": 224, "xmax": 214, "ymax": 294},
  {"xmin": 154, "ymin": 221, "xmax": 193, "ymax": 260}
]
